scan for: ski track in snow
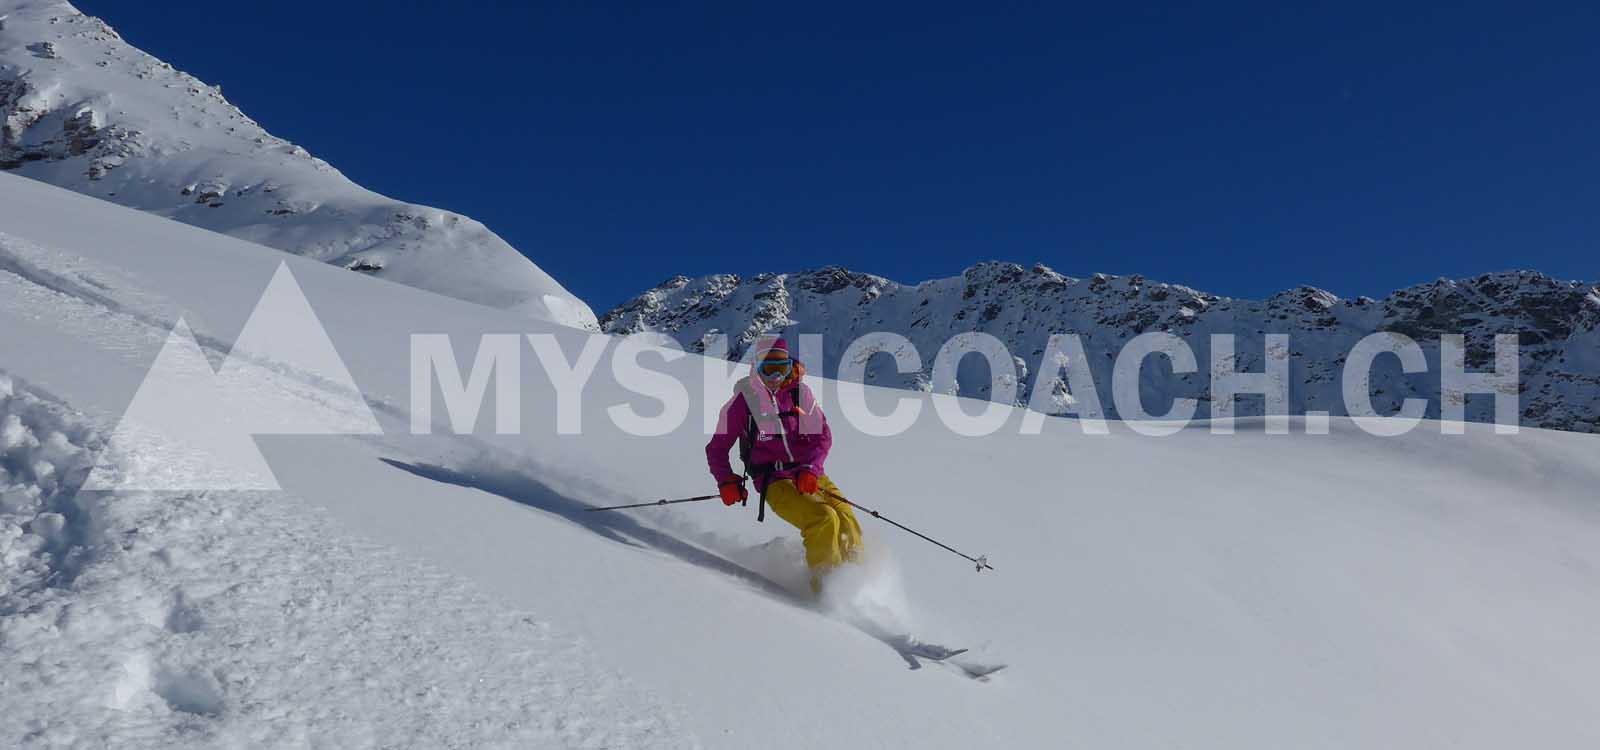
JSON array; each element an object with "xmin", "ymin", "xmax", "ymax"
[
  {"xmin": 0, "ymin": 283, "xmax": 698, "ymax": 746},
  {"xmin": 7, "ymin": 172, "xmax": 1600, "ymax": 748},
  {"xmin": 0, "ymin": 233, "xmax": 962, "ymax": 678},
  {"xmin": 428, "ymin": 450, "xmax": 997, "ymax": 674},
  {"xmin": 0, "ymin": 231, "xmax": 403, "ymax": 418}
]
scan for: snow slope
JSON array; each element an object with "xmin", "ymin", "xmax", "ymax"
[
  {"xmin": 3, "ymin": 171, "xmax": 1600, "ymax": 748},
  {"xmin": 602, "ymin": 264, "xmax": 1600, "ymax": 433},
  {"xmin": 0, "ymin": 382, "xmax": 685, "ymax": 748},
  {"xmin": 0, "ymin": 0, "xmax": 596, "ymax": 328}
]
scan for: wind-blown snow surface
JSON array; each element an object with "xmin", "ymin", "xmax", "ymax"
[
  {"xmin": 0, "ymin": 377, "xmax": 687, "ymax": 749},
  {"xmin": 3, "ymin": 172, "xmax": 1600, "ymax": 748},
  {"xmin": 0, "ymin": 0, "xmax": 596, "ymax": 329}
]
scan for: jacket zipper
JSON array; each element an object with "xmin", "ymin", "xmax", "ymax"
[{"xmin": 768, "ymin": 387, "xmax": 796, "ymax": 462}]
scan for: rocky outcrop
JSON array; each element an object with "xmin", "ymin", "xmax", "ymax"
[
  {"xmin": 0, "ymin": 1, "xmax": 595, "ymax": 328},
  {"xmin": 603, "ymin": 265, "xmax": 1600, "ymax": 433}
]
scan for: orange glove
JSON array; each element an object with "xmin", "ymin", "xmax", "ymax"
[
  {"xmin": 719, "ymin": 480, "xmax": 747, "ymax": 506},
  {"xmin": 795, "ymin": 470, "xmax": 819, "ymax": 495}
]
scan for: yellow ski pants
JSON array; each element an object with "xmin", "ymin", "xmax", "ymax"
[{"xmin": 764, "ymin": 474, "xmax": 863, "ymax": 575}]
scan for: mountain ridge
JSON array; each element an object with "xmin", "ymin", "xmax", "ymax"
[
  {"xmin": 0, "ymin": 0, "xmax": 597, "ymax": 328},
  {"xmin": 602, "ymin": 262, "xmax": 1600, "ymax": 433}
]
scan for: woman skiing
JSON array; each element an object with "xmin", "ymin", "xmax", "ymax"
[{"xmin": 706, "ymin": 338, "xmax": 863, "ymax": 593}]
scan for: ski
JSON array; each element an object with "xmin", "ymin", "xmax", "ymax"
[
  {"xmin": 950, "ymin": 660, "xmax": 1008, "ymax": 681},
  {"xmin": 904, "ymin": 643, "xmax": 968, "ymax": 661},
  {"xmin": 886, "ymin": 635, "xmax": 1007, "ymax": 681}
]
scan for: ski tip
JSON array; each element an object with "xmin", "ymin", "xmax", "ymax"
[{"xmin": 960, "ymin": 663, "xmax": 1008, "ymax": 681}]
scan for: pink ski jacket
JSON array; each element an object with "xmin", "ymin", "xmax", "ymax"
[{"xmin": 706, "ymin": 375, "xmax": 832, "ymax": 491}]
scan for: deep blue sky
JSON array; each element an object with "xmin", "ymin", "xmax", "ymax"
[{"xmin": 80, "ymin": 2, "xmax": 1597, "ymax": 311}]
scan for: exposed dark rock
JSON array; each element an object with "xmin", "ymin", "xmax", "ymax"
[{"xmin": 601, "ymin": 265, "xmax": 1600, "ymax": 433}]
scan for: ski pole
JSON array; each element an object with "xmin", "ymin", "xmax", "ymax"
[
  {"xmin": 586, "ymin": 494, "xmax": 720, "ymax": 512},
  {"xmin": 822, "ymin": 490, "xmax": 994, "ymax": 573}
]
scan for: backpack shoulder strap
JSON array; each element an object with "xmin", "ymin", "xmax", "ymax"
[{"xmin": 738, "ymin": 410, "xmax": 756, "ymax": 462}]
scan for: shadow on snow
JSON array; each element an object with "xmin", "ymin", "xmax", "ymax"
[{"xmin": 378, "ymin": 457, "xmax": 983, "ymax": 675}]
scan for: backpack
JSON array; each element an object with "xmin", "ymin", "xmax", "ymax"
[{"xmin": 737, "ymin": 382, "xmax": 804, "ymax": 523}]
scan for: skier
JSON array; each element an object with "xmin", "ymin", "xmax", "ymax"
[{"xmin": 706, "ymin": 338, "xmax": 863, "ymax": 593}]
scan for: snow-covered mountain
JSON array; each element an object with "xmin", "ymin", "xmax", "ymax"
[
  {"xmin": 0, "ymin": 0, "xmax": 596, "ymax": 328},
  {"xmin": 5, "ymin": 172, "xmax": 1600, "ymax": 748},
  {"xmin": 602, "ymin": 263, "xmax": 1600, "ymax": 433}
]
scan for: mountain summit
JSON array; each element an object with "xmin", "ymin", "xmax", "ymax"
[{"xmin": 0, "ymin": 0, "xmax": 596, "ymax": 328}]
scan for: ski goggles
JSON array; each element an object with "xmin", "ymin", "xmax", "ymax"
[{"xmin": 757, "ymin": 358, "xmax": 793, "ymax": 380}]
